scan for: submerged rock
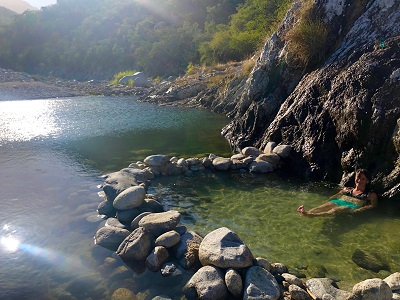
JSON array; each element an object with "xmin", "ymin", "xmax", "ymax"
[
  {"xmin": 94, "ymin": 226, "xmax": 130, "ymax": 251},
  {"xmin": 244, "ymin": 266, "xmax": 280, "ymax": 300}
]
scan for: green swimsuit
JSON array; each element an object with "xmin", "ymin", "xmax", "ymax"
[{"xmin": 330, "ymin": 189, "xmax": 371, "ymax": 210}]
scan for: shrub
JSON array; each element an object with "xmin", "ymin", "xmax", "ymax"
[
  {"xmin": 186, "ymin": 62, "xmax": 195, "ymax": 75},
  {"xmin": 242, "ymin": 58, "xmax": 256, "ymax": 77},
  {"xmin": 110, "ymin": 70, "xmax": 137, "ymax": 85}
]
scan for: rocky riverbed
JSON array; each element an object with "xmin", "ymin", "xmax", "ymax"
[
  {"xmin": 0, "ymin": 68, "xmax": 149, "ymax": 100},
  {"xmin": 93, "ymin": 145, "xmax": 400, "ymax": 300}
]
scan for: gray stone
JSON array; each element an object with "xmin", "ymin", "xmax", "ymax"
[
  {"xmin": 138, "ymin": 198, "xmax": 164, "ymax": 213},
  {"xmin": 105, "ymin": 217, "xmax": 126, "ymax": 229},
  {"xmin": 242, "ymin": 147, "xmax": 261, "ymax": 157},
  {"xmin": 244, "ymin": 266, "xmax": 280, "ymax": 300},
  {"xmin": 305, "ymin": 278, "xmax": 351, "ymax": 300},
  {"xmin": 130, "ymin": 212, "xmax": 152, "ymax": 230},
  {"xmin": 116, "ymin": 227, "xmax": 153, "ymax": 261},
  {"xmin": 155, "ymin": 230, "xmax": 181, "ymax": 248},
  {"xmin": 352, "ymin": 248, "xmax": 390, "ymax": 272},
  {"xmin": 116, "ymin": 208, "xmax": 141, "ymax": 224},
  {"xmin": 255, "ymin": 257, "xmax": 272, "ymax": 272},
  {"xmin": 288, "ymin": 284, "xmax": 312, "ymax": 300},
  {"xmin": 118, "ymin": 72, "xmax": 148, "ymax": 87},
  {"xmin": 212, "ymin": 157, "xmax": 232, "ymax": 171},
  {"xmin": 94, "ymin": 226, "xmax": 130, "ymax": 251},
  {"xmin": 256, "ymin": 153, "xmax": 281, "ymax": 167},
  {"xmin": 282, "ymin": 273, "xmax": 303, "ymax": 287},
  {"xmin": 138, "ymin": 210, "xmax": 181, "ymax": 236},
  {"xmin": 384, "ymin": 272, "xmax": 400, "ymax": 290},
  {"xmin": 225, "ymin": 268, "xmax": 243, "ymax": 298},
  {"xmin": 263, "ymin": 142, "xmax": 277, "ymax": 154},
  {"xmin": 272, "ymin": 145, "xmax": 292, "ymax": 158},
  {"xmin": 146, "ymin": 246, "xmax": 170, "ymax": 272},
  {"xmin": 113, "ymin": 185, "xmax": 146, "ymax": 210},
  {"xmin": 103, "ymin": 170, "xmax": 139, "ymax": 202},
  {"xmin": 171, "ymin": 231, "xmax": 203, "ymax": 269},
  {"xmin": 249, "ymin": 160, "xmax": 274, "ymax": 173},
  {"xmin": 144, "ymin": 155, "xmax": 170, "ymax": 167},
  {"xmin": 97, "ymin": 200, "xmax": 115, "ymax": 217},
  {"xmin": 271, "ymin": 262, "xmax": 288, "ymax": 274},
  {"xmin": 182, "ymin": 266, "xmax": 228, "ymax": 300},
  {"xmin": 199, "ymin": 227, "xmax": 253, "ymax": 269},
  {"xmin": 160, "ymin": 262, "xmax": 184, "ymax": 278},
  {"xmin": 393, "ymin": 291, "xmax": 400, "ymax": 300},
  {"xmin": 351, "ymin": 278, "xmax": 392, "ymax": 300}
]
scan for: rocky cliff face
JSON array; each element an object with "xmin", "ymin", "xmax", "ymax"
[{"xmin": 204, "ymin": 0, "xmax": 400, "ymax": 197}]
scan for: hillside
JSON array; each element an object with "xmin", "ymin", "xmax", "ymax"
[
  {"xmin": 0, "ymin": 6, "xmax": 16, "ymax": 26},
  {"xmin": 0, "ymin": 0, "xmax": 37, "ymax": 13}
]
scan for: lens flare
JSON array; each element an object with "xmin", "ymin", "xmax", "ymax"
[{"xmin": 1, "ymin": 235, "xmax": 21, "ymax": 252}]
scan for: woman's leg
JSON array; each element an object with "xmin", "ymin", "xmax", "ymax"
[{"xmin": 298, "ymin": 202, "xmax": 350, "ymax": 217}]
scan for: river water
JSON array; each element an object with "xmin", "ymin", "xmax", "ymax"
[{"xmin": 0, "ymin": 96, "xmax": 399, "ymax": 299}]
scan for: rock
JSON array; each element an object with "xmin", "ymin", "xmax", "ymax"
[
  {"xmin": 118, "ymin": 72, "xmax": 148, "ymax": 87},
  {"xmin": 271, "ymin": 262, "xmax": 288, "ymax": 275},
  {"xmin": 145, "ymin": 246, "xmax": 170, "ymax": 272},
  {"xmin": 105, "ymin": 217, "xmax": 127, "ymax": 229},
  {"xmin": 256, "ymin": 153, "xmax": 281, "ymax": 167},
  {"xmin": 384, "ymin": 272, "xmax": 400, "ymax": 290},
  {"xmin": 171, "ymin": 231, "xmax": 203, "ymax": 269},
  {"xmin": 111, "ymin": 288, "xmax": 137, "ymax": 300},
  {"xmin": 116, "ymin": 227, "xmax": 153, "ymax": 261},
  {"xmin": 351, "ymin": 278, "xmax": 392, "ymax": 300},
  {"xmin": 272, "ymin": 145, "xmax": 292, "ymax": 158},
  {"xmin": 138, "ymin": 210, "xmax": 181, "ymax": 236},
  {"xmin": 109, "ymin": 266, "xmax": 132, "ymax": 281},
  {"xmin": 393, "ymin": 292, "xmax": 400, "ymax": 300},
  {"xmin": 116, "ymin": 208, "xmax": 141, "ymax": 224},
  {"xmin": 255, "ymin": 257, "xmax": 272, "ymax": 272},
  {"xmin": 97, "ymin": 200, "xmax": 116, "ymax": 217},
  {"xmin": 174, "ymin": 224, "xmax": 187, "ymax": 235},
  {"xmin": 305, "ymin": 278, "xmax": 351, "ymax": 300},
  {"xmin": 243, "ymin": 266, "xmax": 280, "ymax": 300},
  {"xmin": 242, "ymin": 147, "xmax": 261, "ymax": 157},
  {"xmin": 212, "ymin": 157, "xmax": 232, "ymax": 171},
  {"xmin": 155, "ymin": 230, "xmax": 181, "ymax": 248},
  {"xmin": 351, "ymin": 248, "xmax": 390, "ymax": 272},
  {"xmin": 144, "ymin": 155, "xmax": 170, "ymax": 167},
  {"xmin": 199, "ymin": 227, "xmax": 253, "ymax": 269},
  {"xmin": 225, "ymin": 268, "xmax": 243, "ymax": 298},
  {"xmin": 282, "ymin": 273, "xmax": 303, "ymax": 287},
  {"xmin": 130, "ymin": 212, "xmax": 152, "ymax": 230},
  {"xmin": 160, "ymin": 262, "xmax": 184, "ymax": 278},
  {"xmin": 113, "ymin": 186, "xmax": 146, "ymax": 210},
  {"xmin": 138, "ymin": 198, "xmax": 164, "ymax": 213},
  {"xmin": 263, "ymin": 142, "xmax": 277, "ymax": 154},
  {"xmin": 182, "ymin": 265, "xmax": 228, "ymax": 300},
  {"xmin": 288, "ymin": 284, "xmax": 312, "ymax": 300},
  {"xmin": 103, "ymin": 171, "xmax": 140, "ymax": 202},
  {"xmin": 249, "ymin": 160, "xmax": 274, "ymax": 173},
  {"xmin": 94, "ymin": 226, "xmax": 130, "ymax": 251},
  {"xmin": 151, "ymin": 296, "xmax": 172, "ymax": 300}
]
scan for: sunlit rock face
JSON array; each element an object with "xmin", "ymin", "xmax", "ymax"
[{"xmin": 203, "ymin": 0, "xmax": 400, "ymax": 197}]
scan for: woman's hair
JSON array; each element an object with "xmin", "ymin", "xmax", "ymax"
[{"xmin": 356, "ymin": 168, "xmax": 372, "ymax": 181}]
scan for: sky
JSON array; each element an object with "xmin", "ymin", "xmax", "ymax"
[{"xmin": 25, "ymin": 0, "xmax": 57, "ymax": 9}]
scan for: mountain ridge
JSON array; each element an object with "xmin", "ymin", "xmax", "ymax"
[{"xmin": 0, "ymin": 0, "xmax": 37, "ymax": 14}]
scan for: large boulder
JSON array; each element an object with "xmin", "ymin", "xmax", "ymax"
[
  {"xmin": 351, "ymin": 248, "xmax": 390, "ymax": 272},
  {"xmin": 94, "ymin": 226, "xmax": 130, "ymax": 251},
  {"xmin": 138, "ymin": 210, "xmax": 181, "ymax": 236},
  {"xmin": 243, "ymin": 266, "xmax": 280, "ymax": 300},
  {"xmin": 182, "ymin": 265, "xmax": 228, "ymax": 300},
  {"xmin": 350, "ymin": 278, "xmax": 392, "ymax": 300},
  {"xmin": 113, "ymin": 185, "xmax": 146, "ymax": 210},
  {"xmin": 118, "ymin": 72, "xmax": 149, "ymax": 87},
  {"xmin": 199, "ymin": 227, "xmax": 254, "ymax": 269},
  {"xmin": 384, "ymin": 272, "xmax": 400, "ymax": 291},
  {"xmin": 116, "ymin": 227, "xmax": 153, "ymax": 261},
  {"xmin": 305, "ymin": 278, "xmax": 351, "ymax": 300},
  {"xmin": 212, "ymin": 157, "xmax": 232, "ymax": 171},
  {"xmin": 102, "ymin": 171, "xmax": 140, "ymax": 202},
  {"xmin": 249, "ymin": 160, "xmax": 274, "ymax": 173},
  {"xmin": 144, "ymin": 155, "xmax": 170, "ymax": 167}
]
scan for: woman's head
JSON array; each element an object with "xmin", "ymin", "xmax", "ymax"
[{"xmin": 355, "ymin": 169, "xmax": 371, "ymax": 188}]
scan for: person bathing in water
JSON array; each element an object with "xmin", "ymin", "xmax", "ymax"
[{"xmin": 297, "ymin": 169, "xmax": 378, "ymax": 217}]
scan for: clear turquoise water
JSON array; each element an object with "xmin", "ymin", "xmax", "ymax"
[{"xmin": 0, "ymin": 96, "xmax": 399, "ymax": 299}]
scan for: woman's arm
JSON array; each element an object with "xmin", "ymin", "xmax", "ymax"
[{"xmin": 351, "ymin": 192, "xmax": 378, "ymax": 213}]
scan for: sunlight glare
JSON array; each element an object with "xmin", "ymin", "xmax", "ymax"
[{"xmin": 1, "ymin": 235, "xmax": 21, "ymax": 252}]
